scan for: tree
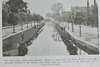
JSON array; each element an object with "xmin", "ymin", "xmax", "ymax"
[
  {"xmin": 32, "ymin": 14, "xmax": 44, "ymax": 27},
  {"xmin": 67, "ymin": 15, "xmax": 72, "ymax": 30},
  {"xmin": 92, "ymin": 0, "xmax": 98, "ymax": 27},
  {"xmin": 6, "ymin": 0, "xmax": 28, "ymax": 33},
  {"xmin": 74, "ymin": 12, "xmax": 84, "ymax": 37},
  {"xmin": 70, "ymin": 13, "xmax": 75, "ymax": 32},
  {"xmin": 6, "ymin": 0, "xmax": 27, "ymax": 13},
  {"xmin": 2, "ymin": 1, "xmax": 10, "ymax": 27}
]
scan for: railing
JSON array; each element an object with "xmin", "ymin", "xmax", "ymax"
[
  {"xmin": 2, "ymin": 25, "xmax": 19, "ymax": 29},
  {"xmin": 3, "ymin": 23, "xmax": 45, "ymax": 56},
  {"xmin": 2, "ymin": 22, "xmax": 36, "ymax": 38},
  {"xmin": 55, "ymin": 23, "xmax": 99, "ymax": 55}
]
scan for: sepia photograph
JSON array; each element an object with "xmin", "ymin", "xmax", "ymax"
[{"xmin": 2, "ymin": 0, "xmax": 99, "ymax": 56}]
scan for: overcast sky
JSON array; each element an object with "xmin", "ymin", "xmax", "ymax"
[
  {"xmin": 23, "ymin": 0, "xmax": 97, "ymax": 16},
  {"xmin": 3, "ymin": 0, "xmax": 98, "ymax": 16}
]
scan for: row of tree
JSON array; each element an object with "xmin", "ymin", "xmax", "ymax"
[
  {"xmin": 49, "ymin": 3, "xmax": 98, "ymax": 27},
  {"xmin": 2, "ymin": 0, "xmax": 44, "ymax": 27},
  {"xmin": 47, "ymin": 2, "xmax": 98, "ymax": 37}
]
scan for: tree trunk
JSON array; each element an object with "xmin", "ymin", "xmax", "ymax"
[
  {"xmin": 13, "ymin": 24, "xmax": 15, "ymax": 33},
  {"xmin": 68, "ymin": 23, "xmax": 69, "ymax": 30},
  {"xmin": 79, "ymin": 24, "xmax": 82, "ymax": 37},
  {"xmin": 21, "ymin": 24, "xmax": 23, "ymax": 30},
  {"xmin": 72, "ymin": 22, "xmax": 74, "ymax": 32},
  {"xmin": 27, "ymin": 23, "xmax": 28, "ymax": 28},
  {"xmin": 31, "ymin": 22, "xmax": 32, "ymax": 27}
]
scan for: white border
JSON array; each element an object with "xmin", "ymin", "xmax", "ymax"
[{"xmin": 0, "ymin": 0, "xmax": 100, "ymax": 67}]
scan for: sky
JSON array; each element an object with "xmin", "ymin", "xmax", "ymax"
[
  {"xmin": 3, "ymin": 0, "xmax": 98, "ymax": 16},
  {"xmin": 23, "ymin": 0, "xmax": 96, "ymax": 16}
]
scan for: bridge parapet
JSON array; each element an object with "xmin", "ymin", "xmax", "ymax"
[
  {"xmin": 3, "ymin": 23, "xmax": 45, "ymax": 56},
  {"xmin": 55, "ymin": 23, "xmax": 99, "ymax": 55}
]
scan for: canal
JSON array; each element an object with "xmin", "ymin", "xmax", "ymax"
[{"xmin": 26, "ymin": 22, "xmax": 69, "ymax": 56}]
